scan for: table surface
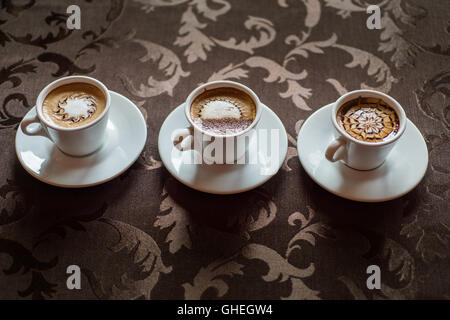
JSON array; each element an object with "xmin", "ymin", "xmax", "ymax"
[{"xmin": 0, "ymin": 0, "xmax": 449, "ymax": 300}]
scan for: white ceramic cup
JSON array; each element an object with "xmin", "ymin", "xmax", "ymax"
[
  {"xmin": 325, "ymin": 89, "xmax": 407, "ymax": 171},
  {"xmin": 172, "ymin": 80, "xmax": 262, "ymax": 164},
  {"xmin": 21, "ymin": 76, "xmax": 111, "ymax": 157}
]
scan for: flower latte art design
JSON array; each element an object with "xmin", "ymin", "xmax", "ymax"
[
  {"xmin": 55, "ymin": 94, "xmax": 97, "ymax": 123},
  {"xmin": 357, "ymin": 110, "xmax": 383, "ymax": 134},
  {"xmin": 338, "ymin": 98, "xmax": 400, "ymax": 142}
]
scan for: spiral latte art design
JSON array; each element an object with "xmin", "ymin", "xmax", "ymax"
[
  {"xmin": 337, "ymin": 97, "xmax": 400, "ymax": 143},
  {"xmin": 55, "ymin": 94, "xmax": 96, "ymax": 123},
  {"xmin": 42, "ymin": 83, "xmax": 107, "ymax": 128}
]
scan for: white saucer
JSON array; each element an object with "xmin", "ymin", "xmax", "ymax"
[
  {"xmin": 297, "ymin": 104, "xmax": 428, "ymax": 202},
  {"xmin": 15, "ymin": 91, "xmax": 147, "ymax": 188},
  {"xmin": 158, "ymin": 104, "xmax": 288, "ymax": 194}
]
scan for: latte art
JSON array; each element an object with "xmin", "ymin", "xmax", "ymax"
[
  {"xmin": 42, "ymin": 83, "xmax": 107, "ymax": 128},
  {"xmin": 337, "ymin": 97, "xmax": 400, "ymax": 143},
  {"xmin": 55, "ymin": 94, "xmax": 96, "ymax": 123},
  {"xmin": 199, "ymin": 100, "xmax": 242, "ymax": 119},
  {"xmin": 190, "ymin": 87, "xmax": 256, "ymax": 135}
]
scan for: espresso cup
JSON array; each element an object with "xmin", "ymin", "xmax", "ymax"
[
  {"xmin": 172, "ymin": 80, "xmax": 263, "ymax": 164},
  {"xmin": 325, "ymin": 89, "xmax": 407, "ymax": 170},
  {"xmin": 21, "ymin": 76, "xmax": 111, "ymax": 157}
]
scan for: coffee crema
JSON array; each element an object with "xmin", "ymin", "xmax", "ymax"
[
  {"xmin": 337, "ymin": 97, "xmax": 400, "ymax": 143},
  {"xmin": 42, "ymin": 83, "xmax": 106, "ymax": 128},
  {"xmin": 190, "ymin": 87, "xmax": 256, "ymax": 135}
]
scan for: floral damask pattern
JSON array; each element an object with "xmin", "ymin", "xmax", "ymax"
[{"xmin": 0, "ymin": 0, "xmax": 449, "ymax": 299}]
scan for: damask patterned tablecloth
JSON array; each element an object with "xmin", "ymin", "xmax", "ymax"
[{"xmin": 0, "ymin": 0, "xmax": 449, "ymax": 300}]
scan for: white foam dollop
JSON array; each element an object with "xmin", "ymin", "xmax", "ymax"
[
  {"xmin": 200, "ymin": 100, "xmax": 240, "ymax": 119},
  {"xmin": 60, "ymin": 96, "xmax": 95, "ymax": 120}
]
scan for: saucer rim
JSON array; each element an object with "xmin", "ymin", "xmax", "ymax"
[
  {"xmin": 158, "ymin": 103, "xmax": 288, "ymax": 195},
  {"xmin": 297, "ymin": 103, "xmax": 429, "ymax": 203},
  {"xmin": 15, "ymin": 90, "xmax": 147, "ymax": 188}
]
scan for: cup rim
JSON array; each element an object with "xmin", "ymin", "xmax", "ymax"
[
  {"xmin": 184, "ymin": 80, "xmax": 262, "ymax": 138},
  {"xmin": 36, "ymin": 76, "xmax": 111, "ymax": 132},
  {"xmin": 332, "ymin": 89, "xmax": 407, "ymax": 147}
]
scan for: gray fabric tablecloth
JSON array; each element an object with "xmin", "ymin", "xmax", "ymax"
[{"xmin": 0, "ymin": 0, "xmax": 449, "ymax": 299}]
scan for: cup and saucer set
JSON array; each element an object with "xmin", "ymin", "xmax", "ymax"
[{"xmin": 16, "ymin": 76, "xmax": 428, "ymax": 202}]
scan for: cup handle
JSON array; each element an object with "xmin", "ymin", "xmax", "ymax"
[
  {"xmin": 20, "ymin": 109, "xmax": 51, "ymax": 140},
  {"xmin": 325, "ymin": 136, "xmax": 347, "ymax": 162}
]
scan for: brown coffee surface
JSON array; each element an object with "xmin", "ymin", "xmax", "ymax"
[
  {"xmin": 337, "ymin": 97, "xmax": 400, "ymax": 143},
  {"xmin": 42, "ymin": 83, "xmax": 106, "ymax": 128},
  {"xmin": 190, "ymin": 87, "xmax": 256, "ymax": 135}
]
